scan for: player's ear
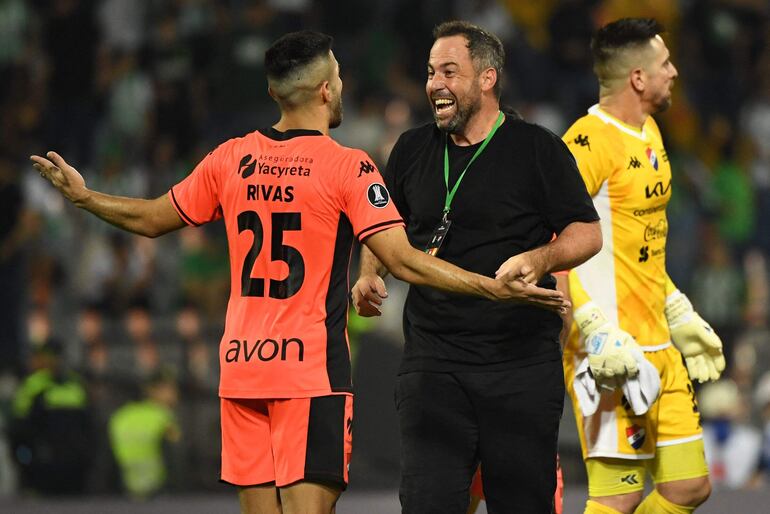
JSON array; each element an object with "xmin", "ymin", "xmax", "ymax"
[
  {"xmin": 320, "ymin": 80, "xmax": 332, "ymax": 104},
  {"xmin": 480, "ymin": 67, "xmax": 497, "ymax": 94},
  {"xmin": 630, "ymin": 67, "xmax": 645, "ymax": 94}
]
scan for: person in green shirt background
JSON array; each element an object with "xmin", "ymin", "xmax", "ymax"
[
  {"xmin": 109, "ymin": 369, "xmax": 181, "ymax": 499},
  {"xmin": 9, "ymin": 339, "xmax": 91, "ymax": 495}
]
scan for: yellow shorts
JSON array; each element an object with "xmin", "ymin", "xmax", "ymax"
[
  {"xmin": 584, "ymin": 438, "xmax": 709, "ymax": 497},
  {"xmin": 565, "ymin": 344, "xmax": 703, "ymax": 459}
]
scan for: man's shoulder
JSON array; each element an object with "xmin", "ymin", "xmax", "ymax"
[
  {"xmin": 497, "ymin": 117, "xmax": 574, "ymax": 158},
  {"xmin": 200, "ymin": 130, "xmax": 262, "ymax": 166},
  {"xmin": 219, "ymin": 129, "xmax": 264, "ymax": 150},
  {"xmin": 328, "ymin": 138, "xmax": 372, "ymax": 160},
  {"xmin": 501, "ymin": 115, "xmax": 562, "ymax": 143},
  {"xmin": 563, "ymin": 112, "xmax": 620, "ymax": 156},
  {"xmin": 394, "ymin": 122, "xmax": 439, "ymax": 151},
  {"xmin": 563, "ymin": 113, "xmax": 609, "ymax": 139}
]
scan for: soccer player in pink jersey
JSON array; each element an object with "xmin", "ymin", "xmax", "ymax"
[{"xmin": 31, "ymin": 30, "xmax": 568, "ymax": 514}]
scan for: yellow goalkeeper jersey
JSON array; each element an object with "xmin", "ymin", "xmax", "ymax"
[{"xmin": 563, "ymin": 105, "xmax": 672, "ymax": 352}]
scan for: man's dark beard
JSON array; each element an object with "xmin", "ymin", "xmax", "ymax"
[
  {"xmin": 436, "ymin": 93, "xmax": 481, "ymax": 134},
  {"xmin": 653, "ymin": 96, "xmax": 671, "ymax": 114},
  {"xmin": 329, "ymin": 98, "xmax": 343, "ymax": 129}
]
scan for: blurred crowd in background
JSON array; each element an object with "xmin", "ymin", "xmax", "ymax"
[{"xmin": 0, "ymin": 0, "xmax": 769, "ymax": 499}]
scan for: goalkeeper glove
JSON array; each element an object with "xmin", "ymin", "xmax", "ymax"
[
  {"xmin": 665, "ymin": 290, "xmax": 725, "ymax": 383},
  {"xmin": 574, "ymin": 302, "xmax": 640, "ymax": 389}
]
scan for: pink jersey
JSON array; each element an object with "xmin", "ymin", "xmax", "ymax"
[{"xmin": 170, "ymin": 128, "xmax": 403, "ymax": 398}]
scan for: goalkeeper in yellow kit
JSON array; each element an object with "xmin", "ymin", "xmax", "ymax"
[{"xmin": 559, "ymin": 18, "xmax": 725, "ymax": 514}]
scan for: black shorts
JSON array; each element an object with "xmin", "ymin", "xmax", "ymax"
[{"xmin": 396, "ymin": 358, "xmax": 564, "ymax": 514}]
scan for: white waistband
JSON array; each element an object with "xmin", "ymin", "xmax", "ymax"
[{"xmin": 640, "ymin": 341, "xmax": 672, "ymax": 352}]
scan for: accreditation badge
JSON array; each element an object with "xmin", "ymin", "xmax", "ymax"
[{"xmin": 424, "ymin": 218, "xmax": 451, "ymax": 257}]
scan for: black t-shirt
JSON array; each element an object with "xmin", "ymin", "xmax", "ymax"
[{"xmin": 383, "ymin": 114, "xmax": 599, "ymax": 372}]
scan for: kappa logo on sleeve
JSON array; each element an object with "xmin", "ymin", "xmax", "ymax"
[
  {"xmin": 367, "ymin": 183, "xmax": 390, "ymax": 208},
  {"xmin": 573, "ymin": 134, "xmax": 591, "ymax": 151},
  {"xmin": 358, "ymin": 160, "xmax": 376, "ymax": 177}
]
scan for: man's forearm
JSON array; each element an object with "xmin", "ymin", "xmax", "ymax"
[
  {"xmin": 362, "ymin": 228, "xmax": 567, "ymax": 309},
  {"xmin": 31, "ymin": 151, "xmax": 186, "ymax": 238},
  {"xmin": 538, "ymin": 221, "xmax": 602, "ymax": 273},
  {"xmin": 364, "ymin": 228, "xmax": 497, "ymax": 299},
  {"xmin": 390, "ymin": 247, "xmax": 497, "ymax": 300},
  {"xmin": 76, "ymin": 191, "xmax": 185, "ymax": 238},
  {"xmin": 359, "ymin": 245, "xmax": 390, "ymax": 278}
]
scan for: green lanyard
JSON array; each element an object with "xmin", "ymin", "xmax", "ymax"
[{"xmin": 442, "ymin": 110, "xmax": 504, "ymax": 220}]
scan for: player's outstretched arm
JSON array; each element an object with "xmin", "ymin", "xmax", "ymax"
[
  {"xmin": 363, "ymin": 227, "xmax": 568, "ymax": 312},
  {"xmin": 351, "ymin": 246, "xmax": 390, "ymax": 317},
  {"xmin": 496, "ymin": 220, "xmax": 601, "ymax": 284},
  {"xmin": 31, "ymin": 151, "xmax": 186, "ymax": 238}
]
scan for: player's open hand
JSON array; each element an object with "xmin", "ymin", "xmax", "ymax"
[
  {"xmin": 493, "ymin": 276, "xmax": 569, "ymax": 314},
  {"xmin": 351, "ymin": 274, "xmax": 388, "ymax": 317},
  {"xmin": 30, "ymin": 151, "xmax": 88, "ymax": 204},
  {"xmin": 665, "ymin": 290, "xmax": 726, "ymax": 383},
  {"xmin": 495, "ymin": 252, "xmax": 545, "ymax": 285}
]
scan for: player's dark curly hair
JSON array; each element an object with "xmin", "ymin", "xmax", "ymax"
[
  {"xmin": 265, "ymin": 30, "xmax": 334, "ymax": 81},
  {"xmin": 433, "ymin": 21, "xmax": 505, "ymax": 98}
]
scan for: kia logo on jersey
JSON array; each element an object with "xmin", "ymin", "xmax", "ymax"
[
  {"xmin": 645, "ymin": 180, "xmax": 671, "ymax": 198},
  {"xmin": 626, "ymin": 424, "xmax": 646, "ymax": 450},
  {"xmin": 646, "ymin": 148, "xmax": 659, "ymax": 170},
  {"xmin": 367, "ymin": 183, "xmax": 390, "ymax": 208}
]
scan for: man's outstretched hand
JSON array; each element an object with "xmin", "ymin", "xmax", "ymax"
[{"xmin": 30, "ymin": 151, "xmax": 88, "ymax": 204}]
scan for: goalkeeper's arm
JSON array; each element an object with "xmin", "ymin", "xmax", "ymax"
[{"xmin": 664, "ymin": 276, "xmax": 725, "ymax": 382}]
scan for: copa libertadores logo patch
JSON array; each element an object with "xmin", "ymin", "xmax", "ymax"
[{"xmin": 367, "ymin": 183, "xmax": 390, "ymax": 208}]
